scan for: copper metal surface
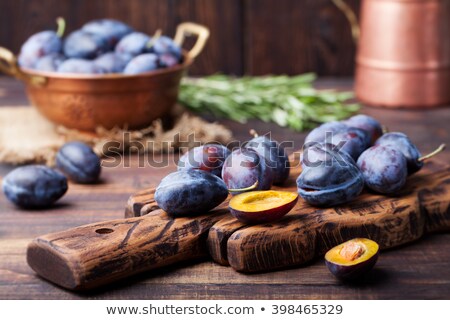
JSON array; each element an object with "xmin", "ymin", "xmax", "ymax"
[{"xmin": 355, "ymin": 0, "xmax": 450, "ymax": 108}]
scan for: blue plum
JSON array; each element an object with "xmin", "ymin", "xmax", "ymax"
[
  {"xmin": 357, "ymin": 145, "xmax": 407, "ymax": 194},
  {"xmin": 245, "ymin": 134, "xmax": 290, "ymax": 185},
  {"xmin": 297, "ymin": 143, "xmax": 364, "ymax": 206},
  {"xmin": 63, "ymin": 30, "xmax": 108, "ymax": 59},
  {"xmin": 2, "ymin": 165, "xmax": 68, "ymax": 209},
  {"xmin": 34, "ymin": 53, "xmax": 65, "ymax": 72},
  {"xmin": 343, "ymin": 114, "xmax": 383, "ymax": 144},
  {"xmin": 123, "ymin": 53, "xmax": 158, "ymax": 74},
  {"xmin": 155, "ymin": 170, "xmax": 228, "ymax": 216},
  {"xmin": 56, "ymin": 141, "xmax": 101, "ymax": 184},
  {"xmin": 57, "ymin": 59, "xmax": 105, "ymax": 74},
  {"xmin": 18, "ymin": 31, "xmax": 62, "ymax": 69},
  {"xmin": 329, "ymin": 127, "xmax": 370, "ymax": 160},
  {"xmin": 158, "ymin": 53, "xmax": 180, "ymax": 68},
  {"xmin": 115, "ymin": 32, "xmax": 151, "ymax": 59},
  {"xmin": 82, "ymin": 19, "xmax": 132, "ymax": 49},
  {"xmin": 221, "ymin": 148, "xmax": 273, "ymax": 195},
  {"xmin": 374, "ymin": 132, "xmax": 422, "ymax": 175},
  {"xmin": 304, "ymin": 121, "xmax": 349, "ymax": 145},
  {"xmin": 151, "ymin": 36, "xmax": 182, "ymax": 59},
  {"xmin": 177, "ymin": 144, "xmax": 231, "ymax": 177},
  {"xmin": 94, "ymin": 52, "xmax": 128, "ymax": 73}
]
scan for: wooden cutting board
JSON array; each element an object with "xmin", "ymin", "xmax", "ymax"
[
  {"xmin": 127, "ymin": 158, "xmax": 450, "ymax": 273},
  {"xmin": 27, "ymin": 155, "xmax": 450, "ymax": 291}
]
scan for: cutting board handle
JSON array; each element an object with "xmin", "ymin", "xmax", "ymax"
[{"xmin": 27, "ymin": 209, "xmax": 227, "ymax": 291}]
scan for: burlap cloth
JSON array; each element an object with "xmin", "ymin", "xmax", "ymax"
[{"xmin": 0, "ymin": 105, "xmax": 232, "ymax": 165}]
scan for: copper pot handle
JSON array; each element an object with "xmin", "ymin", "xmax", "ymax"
[
  {"xmin": 174, "ymin": 22, "xmax": 210, "ymax": 60},
  {"xmin": 331, "ymin": 0, "xmax": 360, "ymax": 44},
  {"xmin": 0, "ymin": 47, "xmax": 46, "ymax": 86}
]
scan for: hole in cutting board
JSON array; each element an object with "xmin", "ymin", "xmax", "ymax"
[{"xmin": 95, "ymin": 228, "xmax": 114, "ymax": 234}]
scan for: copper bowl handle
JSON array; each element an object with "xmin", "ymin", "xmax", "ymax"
[
  {"xmin": 331, "ymin": 0, "xmax": 360, "ymax": 44},
  {"xmin": 0, "ymin": 47, "xmax": 47, "ymax": 86},
  {"xmin": 174, "ymin": 22, "xmax": 210, "ymax": 60}
]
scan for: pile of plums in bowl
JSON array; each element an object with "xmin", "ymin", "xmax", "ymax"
[{"xmin": 18, "ymin": 18, "xmax": 182, "ymax": 75}]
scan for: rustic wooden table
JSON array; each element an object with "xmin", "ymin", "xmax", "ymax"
[{"xmin": 0, "ymin": 77, "xmax": 449, "ymax": 299}]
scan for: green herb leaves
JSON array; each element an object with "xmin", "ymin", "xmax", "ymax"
[{"xmin": 178, "ymin": 74, "xmax": 359, "ymax": 131}]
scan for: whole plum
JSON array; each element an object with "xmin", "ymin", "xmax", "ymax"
[
  {"xmin": 304, "ymin": 121, "xmax": 348, "ymax": 145},
  {"xmin": 357, "ymin": 145, "xmax": 407, "ymax": 194},
  {"xmin": 63, "ymin": 30, "xmax": 108, "ymax": 59},
  {"xmin": 158, "ymin": 53, "xmax": 180, "ymax": 68},
  {"xmin": 57, "ymin": 59, "xmax": 105, "ymax": 74},
  {"xmin": 297, "ymin": 143, "xmax": 364, "ymax": 206},
  {"xmin": 329, "ymin": 127, "xmax": 370, "ymax": 160},
  {"xmin": 56, "ymin": 141, "xmax": 101, "ymax": 184},
  {"xmin": 221, "ymin": 148, "xmax": 273, "ymax": 195},
  {"xmin": 2, "ymin": 165, "xmax": 68, "ymax": 209},
  {"xmin": 123, "ymin": 54, "xmax": 158, "ymax": 74},
  {"xmin": 244, "ymin": 133, "xmax": 290, "ymax": 185},
  {"xmin": 343, "ymin": 115, "xmax": 383, "ymax": 144},
  {"xmin": 155, "ymin": 170, "xmax": 228, "ymax": 216},
  {"xmin": 94, "ymin": 52, "xmax": 129, "ymax": 73},
  {"xmin": 115, "ymin": 32, "xmax": 151, "ymax": 59},
  {"xmin": 34, "ymin": 53, "xmax": 65, "ymax": 72},
  {"xmin": 151, "ymin": 36, "xmax": 182, "ymax": 59},
  {"xmin": 82, "ymin": 19, "xmax": 132, "ymax": 49},
  {"xmin": 177, "ymin": 144, "xmax": 231, "ymax": 177}
]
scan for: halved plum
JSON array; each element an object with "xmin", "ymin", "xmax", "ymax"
[
  {"xmin": 325, "ymin": 238, "xmax": 379, "ymax": 281},
  {"xmin": 229, "ymin": 190, "xmax": 298, "ymax": 224}
]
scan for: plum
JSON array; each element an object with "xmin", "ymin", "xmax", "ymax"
[
  {"xmin": 34, "ymin": 53, "xmax": 65, "ymax": 72},
  {"xmin": 297, "ymin": 143, "xmax": 364, "ymax": 206},
  {"xmin": 57, "ymin": 59, "xmax": 105, "ymax": 74},
  {"xmin": 18, "ymin": 17, "xmax": 65, "ymax": 69},
  {"xmin": 56, "ymin": 142, "xmax": 101, "ymax": 184},
  {"xmin": 343, "ymin": 114, "xmax": 383, "ymax": 144},
  {"xmin": 329, "ymin": 127, "xmax": 370, "ymax": 160},
  {"xmin": 244, "ymin": 132, "xmax": 290, "ymax": 185},
  {"xmin": 82, "ymin": 19, "xmax": 132, "ymax": 49},
  {"xmin": 123, "ymin": 53, "xmax": 159, "ymax": 74},
  {"xmin": 222, "ymin": 148, "xmax": 273, "ymax": 195},
  {"xmin": 115, "ymin": 32, "xmax": 151, "ymax": 59},
  {"xmin": 158, "ymin": 53, "xmax": 180, "ymax": 68},
  {"xmin": 304, "ymin": 121, "xmax": 349, "ymax": 145},
  {"xmin": 357, "ymin": 145, "xmax": 407, "ymax": 194},
  {"xmin": 2, "ymin": 165, "xmax": 68, "ymax": 209},
  {"xmin": 325, "ymin": 238, "xmax": 379, "ymax": 281},
  {"xmin": 155, "ymin": 170, "xmax": 228, "ymax": 216},
  {"xmin": 151, "ymin": 36, "xmax": 182, "ymax": 59},
  {"xmin": 94, "ymin": 52, "xmax": 129, "ymax": 73},
  {"xmin": 229, "ymin": 190, "xmax": 298, "ymax": 224},
  {"xmin": 63, "ymin": 30, "xmax": 108, "ymax": 59},
  {"xmin": 177, "ymin": 144, "xmax": 231, "ymax": 177}
]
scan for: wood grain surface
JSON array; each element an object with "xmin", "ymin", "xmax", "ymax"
[
  {"xmin": 0, "ymin": 0, "xmax": 358, "ymax": 76},
  {"xmin": 1, "ymin": 77, "xmax": 449, "ymax": 299}
]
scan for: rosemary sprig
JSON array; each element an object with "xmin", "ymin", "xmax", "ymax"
[{"xmin": 178, "ymin": 73, "xmax": 359, "ymax": 131}]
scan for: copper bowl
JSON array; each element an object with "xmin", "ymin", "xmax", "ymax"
[{"xmin": 0, "ymin": 22, "xmax": 209, "ymax": 131}]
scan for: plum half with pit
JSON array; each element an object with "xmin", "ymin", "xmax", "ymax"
[
  {"xmin": 229, "ymin": 190, "xmax": 298, "ymax": 224},
  {"xmin": 155, "ymin": 170, "xmax": 228, "ymax": 217},
  {"xmin": 245, "ymin": 132, "xmax": 290, "ymax": 185},
  {"xmin": 297, "ymin": 143, "xmax": 364, "ymax": 206},
  {"xmin": 222, "ymin": 148, "xmax": 273, "ymax": 195},
  {"xmin": 177, "ymin": 144, "xmax": 231, "ymax": 177},
  {"xmin": 18, "ymin": 17, "xmax": 65, "ymax": 69},
  {"xmin": 357, "ymin": 145, "xmax": 408, "ymax": 194},
  {"xmin": 325, "ymin": 238, "xmax": 379, "ymax": 281}
]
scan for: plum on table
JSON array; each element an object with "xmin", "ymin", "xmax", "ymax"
[
  {"xmin": 177, "ymin": 144, "xmax": 231, "ymax": 177},
  {"xmin": 343, "ymin": 114, "xmax": 383, "ymax": 144}
]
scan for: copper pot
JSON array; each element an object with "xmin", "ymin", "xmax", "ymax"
[
  {"xmin": 0, "ymin": 22, "xmax": 209, "ymax": 131},
  {"xmin": 355, "ymin": 0, "xmax": 450, "ymax": 108}
]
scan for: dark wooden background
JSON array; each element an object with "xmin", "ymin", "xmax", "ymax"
[{"xmin": 0, "ymin": 0, "xmax": 359, "ymax": 76}]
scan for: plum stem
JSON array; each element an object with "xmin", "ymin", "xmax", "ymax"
[
  {"xmin": 418, "ymin": 144, "xmax": 446, "ymax": 162},
  {"xmin": 56, "ymin": 17, "xmax": 66, "ymax": 38},
  {"xmin": 381, "ymin": 125, "xmax": 389, "ymax": 134},
  {"xmin": 146, "ymin": 29, "xmax": 162, "ymax": 49},
  {"xmin": 228, "ymin": 181, "xmax": 258, "ymax": 193},
  {"xmin": 249, "ymin": 129, "xmax": 259, "ymax": 138}
]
